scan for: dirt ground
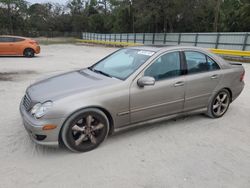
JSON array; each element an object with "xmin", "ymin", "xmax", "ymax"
[{"xmin": 0, "ymin": 44, "xmax": 249, "ymax": 188}]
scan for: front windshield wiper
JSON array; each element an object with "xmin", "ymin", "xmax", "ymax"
[{"xmin": 88, "ymin": 67, "xmax": 112, "ymax": 78}]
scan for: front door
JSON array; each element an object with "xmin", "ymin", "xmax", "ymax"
[
  {"xmin": 130, "ymin": 51, "xmax": 185, "ymax": 123},
  {"xmin": 0, "ymin": 37, "xmax": 14, "ymax": 55}
]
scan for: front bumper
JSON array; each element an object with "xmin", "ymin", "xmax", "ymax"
[{"xmin": 20, "ymin": 102, "xmax": 65, "ymax": 147}]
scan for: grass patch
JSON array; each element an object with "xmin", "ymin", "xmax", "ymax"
[
  {"xmin": 76, "ymin": 39, "xmax": 142, "ymax": 47},
  {"xmin": 34, "ymin": 37, "xmax": 78, "ymax": 45}
]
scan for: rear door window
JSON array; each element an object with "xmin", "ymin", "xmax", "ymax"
[
  {"xmin": 0, "ymin": 37, "xmax": 14, "ymax": 42},
  {"xmin": 184, "ymin": 51, "xmax": 220, "ymax": 74},
  {"xmin": 13, "ymin": 37, "xmax": 25, "ymax": 42},
  {"xmin": 207, "ymin": 56, "xmax": 220, "ymax": 70}
]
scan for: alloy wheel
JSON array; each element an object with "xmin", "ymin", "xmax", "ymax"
[
  {"xmin": 71, "ymin": 115, "xmax": 105, "ymax": 146},
  {"xmin": 212, "ymin": 91, "xmax": 230, "ymax": 116},
  {"xmin": 24, "ymin": 49, "xmax": 34, "ymax": 57},
  {"xmin": 61, "ymin": 109, "xmax": 109, "ymax": 152}
]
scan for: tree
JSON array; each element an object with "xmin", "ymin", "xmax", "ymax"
[
  {"xmin": 0, "ymin": 0, "xmax": 249, "ymax": 35},
  {"xmin": 67, "ymin": 0, "xmax": 88, "ymax": 32},
  {"xmin": 213, "ymin": 0, "xmax": 222, "ymax": 32},
  {"xmin": 28, "ymin": 3, "xmax": 53, "ymax": 32},
  {"xmin": 0, "ymin": 0, "xmax": 28, "ymax": 34}
]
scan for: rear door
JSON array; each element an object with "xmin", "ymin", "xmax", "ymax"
[
  {"xmin": 183, "ymin": 51, "xmax": 222, "ymax": 111},
  {"xmin": 11, "ymin": 37, "xmax": 25, "ymax": 54}
]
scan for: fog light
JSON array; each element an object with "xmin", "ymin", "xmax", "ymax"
[
  {"xmin": 42, "ymin": 124, "xmax": 57, "ymax": 130},
  {"xmin": 35, "ymin": 134, "xmax": 47, "ymax": 141}
]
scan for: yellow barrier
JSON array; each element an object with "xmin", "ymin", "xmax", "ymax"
[{"xmin": 209, "ymin": 48, "xmax": 250, "ymax": 57}]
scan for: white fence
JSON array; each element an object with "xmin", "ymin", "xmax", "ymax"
[{"xmin": 82, "ymin": 32, "xmax": 250, "ymax": 51}]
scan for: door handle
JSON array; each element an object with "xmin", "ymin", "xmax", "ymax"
[
  {"xmin": 174, "ymin": 81, "xmax": 184, "ymax": 87},
  {"xmin": 211, "ymin": 74, "xmax": 218, "ymax": 79}
]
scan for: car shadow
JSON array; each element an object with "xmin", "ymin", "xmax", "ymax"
[
  {"xmin": 110, "ymin": 115, "xmax": 188, "ymax": 138},
  {"xmin": 108, "ymin": 113, "xmax": 211, "ymax": 142},
  {"xmin": 0, "ymin": 70, "xmax": 38, "ymax": 81},
  {"xmin": 26, "ymin": 114, "xmax": 208, "ymax": 156},
  {"xmin": 0, "ymin": 55, "xmax": 40, "ymax": 58}
]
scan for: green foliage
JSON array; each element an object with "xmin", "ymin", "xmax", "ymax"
[
  {"xmin": 220, "ymin": 0, "xmax": 250, "ymax": 31},
  {"xmin": 0, "ymin": 0, "xmax": 249, "ymax": 35}
]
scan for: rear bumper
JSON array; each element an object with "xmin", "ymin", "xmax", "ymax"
[
  {"xmin": 20, "ymin": 101, "xmax": 65, "ymax": 147},
  {"xmin": 232, "ymin": 82, "xmax": 245, "ymax": 101},
  {"xmin": 35, "ymin": 46, "xmax": 40, "ymax": 54}
]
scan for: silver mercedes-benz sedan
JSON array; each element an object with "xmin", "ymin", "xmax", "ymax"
[{"xmin": 20, "ymin": 46, "xmax": 245, "ymax": 152}]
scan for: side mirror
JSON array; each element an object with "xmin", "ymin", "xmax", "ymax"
[{"xmin": 137, "ymin": 76, "xmax": 155, "ymax": 87}]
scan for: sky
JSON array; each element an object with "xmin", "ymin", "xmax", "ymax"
[{"xmin": 27, "ymin": 0, "xmax": 68, "ymax": 4}]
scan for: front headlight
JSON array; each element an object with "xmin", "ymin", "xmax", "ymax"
[{"xmin": 31, "ymin": 101, "xmax": 53, "ymax": 118}]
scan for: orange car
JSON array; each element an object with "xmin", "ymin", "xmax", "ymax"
[{"xmin": 0, "ymin": 35, "xmax": 40, "ymax": 57}]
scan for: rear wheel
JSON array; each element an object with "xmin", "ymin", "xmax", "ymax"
[
  {"xmin": 207, "ymin": 89, "xmax": 230, "ymax": 118},
  {"xmin": 61, "ymin": 108, "xmax": 109, "ymax": 152},
  {"xmin": 23, "ymin": 48, "xmax": 35, "ymax": 57}
]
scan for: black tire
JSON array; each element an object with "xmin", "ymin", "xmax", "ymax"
[
  {"xmin": 207, "ymin": 89, "xmax": 231, "ymax": 118},
  {"xmin": 61, "ymin": 108, "xmax": 109, "ymax": 152},
  {"xmin": 23, "ymin": 48, "xmax": 35, "ymax": 57}
]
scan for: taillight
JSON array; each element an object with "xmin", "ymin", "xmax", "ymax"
[{"xmin": 240, "ymin": 71, "xmax": 245, "ymax": 82}]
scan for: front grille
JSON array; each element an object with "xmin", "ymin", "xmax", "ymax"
[{"xmin": 23, "ymin": 94, "xmax": 32, "ymax": 111}]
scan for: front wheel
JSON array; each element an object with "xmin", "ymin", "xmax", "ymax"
[
  {"xmin": 207, "ymin": 89, "xmax": 231, "ymax": 118},
  {"xmin": 61, "ymin": 108, "xmax": 109, "ymax": 152}
]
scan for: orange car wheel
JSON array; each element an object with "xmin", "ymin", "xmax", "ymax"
[{"xmin": 23, "ymin": 48, "xmax": 35, "ymax": 57}]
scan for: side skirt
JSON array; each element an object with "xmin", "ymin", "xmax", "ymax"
[{"xmin": 113, "ymin": 107, "xmax": 207, "ymax": 133}]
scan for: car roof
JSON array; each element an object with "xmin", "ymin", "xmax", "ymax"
[
  {"xmin": 128, "ymin": 45, "xmax": 211, "ymax": 52},
  {"xmin": 128, "ymin": 45, "xmax": 166, "ymax": 52},
  {"xmin": 0, "ymin": 35, "xmax": 28, "ymax": 39},
  {"xmin": 129, "ymin": 45, "xmax": 230, "ymax": 69}
]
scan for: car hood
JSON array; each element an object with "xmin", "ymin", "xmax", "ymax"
[{"xmin": 26, "ymin": 69, "xmax": 121, "ymax": 102}]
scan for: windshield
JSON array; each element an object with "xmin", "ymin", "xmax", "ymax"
[{"xmin": 90, "ymin": 49, "xmax": 155, "ymax": 80}]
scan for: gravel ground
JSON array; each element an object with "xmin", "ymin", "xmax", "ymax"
[{"xmin": 0, "ymin": 44, "xmax": 249, "ymax": 188}]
